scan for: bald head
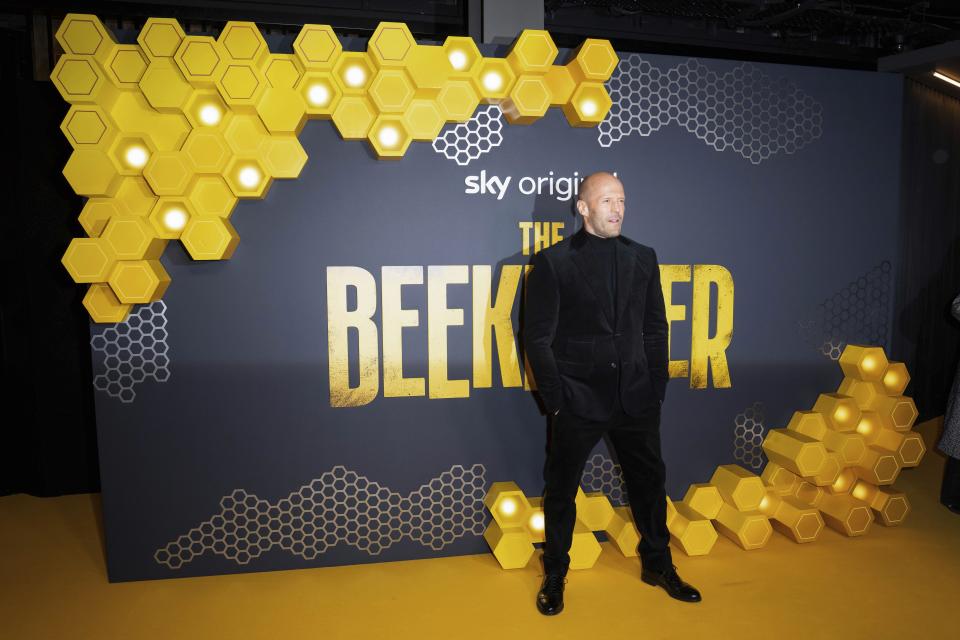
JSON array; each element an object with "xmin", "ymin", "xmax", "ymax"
[{"xmin": 576, "ymin": 172, "xmax": 625, "ymax": 238}]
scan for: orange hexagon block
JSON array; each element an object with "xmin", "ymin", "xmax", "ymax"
[
  {"xmin": 506, "ymin": 30, "xmax": 558, "ymax": 75},
  {"xmin": 83, "ymin": 282, "xmax": 131, "ymax": 323},
  {"xmin": 174, "ymin": 36, "xmax": 225, "ymax": 86},
  {"xmin": 567, "ymin": 39, "xmax": 619, "ymax": 83},
  {"xmin": 293, "ymin": 24, "xmax": 342, "ymax": 70},
  {"xmin": 813, "ymin": 393, "xmax": 861, "ymax": 432},
  {"xmin": 143, "ymin": 151, "xmax": 195, "ymax": 196},
  {"xmin": 483, "ymin": 521, "xmax": 533, "ymax": 569},
  {"xmin": 108, "ymin": 259, "xmax": 170, "ymax": 303},
  {"xmin": 502, "ymin": 75, "xmax": 551, "ymax": 125},
  {"xmin": 263, "ymin": 136, "xmax": 308, "ymax": 179},
  {"xmin": 256, "ymin": 87, "xmax": 308, "ymax": 133},
  {"xmin": 219, "ymin": 21, "xmax": 269, "ymax": 66},
  {"xmin": 483, "ymin": 481, "xmax": 531, "ymax": 528},
  {"xmin": 368, "ymin": 22, "xmax": 416, "ymax": 68},
  {"xmin": 62, "ymin": 238, "xmax": 115, "ymax": 283},
  {"xmin": 101, "ymin": 217, "xmax": 167, "ymax": 260},
  {"xmin": 762, "ymin": 428, "xmax": 828, "ymax": 479},
  {"xmin": 839, "ymin": 344, "xmax": 889, "ymax": 382},
  {"xmin": 181, "ymin": 217, "xmax": 240, "ymax": 260},
  {"xmin": 137, "ymin": 18, "xmax": 185, "ymax": 59},
  {"xmin": 710, "ymin": 464, "xmax": 767, "ymax": 511},
  {"xmin": 105, "ymin": 45, "xmax": 149, "ymax": 88},
  {"xmin": 63, "ymin": 149, "xmax": 121, "ymax": 196},
  {"xmin": 188, "ymin": 177, "xmax": 237, "ymax": 218},
  {"xmin": 562, "ymin": 82, "xmax": 612, "ymax": 127}
]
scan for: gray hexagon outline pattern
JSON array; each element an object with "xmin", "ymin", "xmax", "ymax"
[
  {"xmin": 432, "ymin": 105, "xmax": 504, "ymax": 166},
  {"xmin": 154, "ymin": 463, "xmax": 488, "ymax": 569},
  {"xmin": 599, "ymin": 54, "xmax": 824, "ymax": 164},
  {"xmin": 581, "ymin": 453, "xmax": 628, "ymax": 506},
  {"xmin": 90, "ymin": 301, "xmax": 170, "ymax": 403},
  {"xmin": 734, "ymin": 402, "xmax": 767, "ymax": 471}
]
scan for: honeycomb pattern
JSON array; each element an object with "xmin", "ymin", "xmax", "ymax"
[
  {"xmin": 580, "ymin": 453, "xmax": 628, "ymax": 506},
  {"xmin": 798, "ymin": 261, "xmax": 892, "ymax": 360},
  {"xmin": 155, "ymin": 463, "xmax": 487, "ymax": 568},
  {"xmin": 54, "ymin": 15, "xmax": 616, "ymax": 323},
  {"xmin": 90, "ymin": 300, "xmax": 169, "ymax": 403},
  {"xmin": 599, "ymin": 55, "xmax": 823, "ymax": 164},
  {"xmin": 734, "ymin": 402, "xmax": 767, "ymax": 471},
  {"xmin": 431, "ymin": 105, "xmax": 504, "ymax": 166}
]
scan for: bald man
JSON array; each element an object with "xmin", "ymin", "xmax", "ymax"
[{"xmin": 524, "ymin": 172, "xmax": 701, "ymax": 615}]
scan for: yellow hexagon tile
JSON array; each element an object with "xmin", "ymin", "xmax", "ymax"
[
  {"xmin": 105, "ymin": 45, "xmax": 149, "ymax": 88},
  {"xmin": 174, "ymin": 36, "xmax": 226, "ymax": 87},
  {"xmin": 471, "ymin": 58, "xmax": 516, "ymax": 103},
  {"xmin": 78, "ymin": 198, "xmax": 124, "ymax": 237},
  {"xmin": 442, "ymin": 36, "xmax": 481, "ymax": 75},
  {"xmin": 224, "ymin": 157, "xmax": 272, "ymax": 198},
  {"xmin": 83, "ymin": 282, "xmax": 131, "ymax": 323},
  {"xmin": 188, "ymin": 176, "xmax": 238, "ymax": 218},
  {"xmin": 183, "ymin": 91, "xmax": 231, "ymax": 130},
  {"xmin": 256, "ymin": 87, "xmax": 308, "ymax": 134},
  {"xmin": 139, "ymin": 58, "xmax": 193, "ymax": 112},
  {"xmin": 839, "ymin": 345, "xmax": 889, "ymax": 382},
  {"xmin": 436, "ymin": 80, "xmax": 479, "ymax": 122},
  {"xmin": 182, "ymin": 129, "xmax": 233, "ymax": 174},
  {"xmin": 402, "ymin": 99, "xmax": 445, "ymax": 141},
  {"xmin": 181, "ymin": 216, "xmax": 240, "ymax": 260},
  {"xmin": 56, "ymin": 14, "xmax": 116, "ymax": 64},
  {"xmin": 137, "ymin": 18, "xmax": 185, "ymax": 59},
  {"xmin": 297, "ymin": 71, "xmax": 341, "ymax": 117},
  {"xmin": 216, "ymin": 62, "xmax": 268, "ymax": 111},
  {"xmin": 101, "ymin": 217, "xmax": 167, "ymax": 260},
  {"xmin": 483, "ymin": 522, "xmax": 533, "ymax": 569},
  {"xmin": 109, "ymin": 135, "xmax": 156, "ymax": 176},
  {"xmin": 293, "ymin": 24, "xmax": 342, "ymax": 70},
  {"xmin": 405, "ymin": 45, "xmax": 454, "ymax": 95},
  {"xmin": 61, "ymin": 105, "xmax": 115, "ymax": 147},
  {"xmin": 114, "ymin": 177, "xmax": 158, "ymax": 216},
  {"xmin": 265, "ymin": 54, "xmax": 305, "ymax": 89},
  {"xmin": 368, "ymin": 115, "xmax": 412, "ymax": 159},
  {"xmin": 568, "ymin": 38, "xmax": 618, "ymax": 83},
  {"xmin": 368, "ymin": 23, "xmax": 416, "ymax": 68},
  {"xmin": 502, "ymin": 75, "xmax": 551, "ymax": 124},
  {"xmin": 219, "ymin": 22, "xmax": 269, "ymax": 66},
  {"xmin": 483, "ymin": 482, "xmax": 532, "ymax": 527},
  {"xmin": 563, "ymin": 82, "xmax": 612, "ymax": 127},
  {"xmin": 143, "ymin": 151, "xmax": 196, "ymax": 196},
  {"xmin": 506, "ymin": 30, "xmax": 558, "ymax": 75},
  {"xmin": 223, "ymin": 113, "xmax": 272, "ymax": 155},
  {"xmin": 108, "ymin": 259, "xmax": 171, "ymax": 303},
  {"xmin": 62, "ymin": 237, "xmax": 115, "ymax": 282},
  {"xmin": 331, "ymin": 96, "xmax": 377, "ymax": 140},
  {"xmin": 882, "ymin": 362, "xmax": 910, "ymax": 395},
  {"xmin": 63, "ymin": 148, "xmax": 122, "ymax": 196},
  {"xmin": 263, "ymin": 136, "xmax": 308, "ymax": 178},
  {"xmin": 108, "ymin": 92, "xmax": 190, "ymax": 151},
  {"xmin": 544, "ymin": 65, "xmax": 575, "ymax": 105},
  {"xmin": 369, "ymin": 68, "xmax": 416, "ymax": 114},
  {"xmin": 51, "ymin": 55, "xmax": 115, "ymax": 106},
  {"xmin": 149, "ymin": 198, "xmax": 195, "ymax": 239},
  {"xmin": 334, "ymin": 52, "xmax": 375, "ymax": 95}
]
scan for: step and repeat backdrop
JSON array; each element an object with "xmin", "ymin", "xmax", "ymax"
[{"xmin": 57, "ymin": 17, "xmax": 902, "ymax": 581}]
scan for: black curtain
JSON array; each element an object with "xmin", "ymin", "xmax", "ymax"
[
  {"xmin": 893, "ymin": 79, "xmax": 960, "ymax": 423},
  {"xmin": 0, "ymin": 23, "xmax": 100, "ymax": 497}
]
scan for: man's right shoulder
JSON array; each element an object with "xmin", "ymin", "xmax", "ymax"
[{"xmin": 534, "ymin": 233, "xmax": 574, "ymax": 264}]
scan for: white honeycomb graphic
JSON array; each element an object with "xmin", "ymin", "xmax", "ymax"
[
  {"xmin": 599, "ymin": 55, "xmax": 823, "ymax": 164},
  {"xmin": 90, "ymin": 301, "xmax": 169, "ymax": 403},
  {"xmin": 432, "ymin": 105, "xmax": 504, "ymax": 166},
  {"xmin": 581, "ymin": 454, "xmax": 628, "ymax": 506},
  {"xmin": 155, "ymin": 463, "xmax": 488, "ymax": 569},
  {"xmin": 798, "ymin": 260, "xmax": 892, "ymax": 360},
  {"xmin": 734, "ymin": 402, "xmax": 767, "ymax": 471}
]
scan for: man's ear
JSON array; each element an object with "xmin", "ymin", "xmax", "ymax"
[{"xmin": 575, "ymin": 199, "xmax": 587, "ymax": 218}]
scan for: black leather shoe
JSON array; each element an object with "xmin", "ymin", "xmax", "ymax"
[
  {"xmin": 641, "ymin": 565, "xmax": 702, "ymax": 603},
  {"xmin": 536, "ymin": 574, "xmax": 565, "ymax": 615},
  {"xmin": 944, "ymin": 502, "xmax": 960, "ymax": 515}
]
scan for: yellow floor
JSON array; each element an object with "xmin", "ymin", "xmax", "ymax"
[{"xmin": 2, "ymin": 420, "xmax": 958, "ymax": 640}]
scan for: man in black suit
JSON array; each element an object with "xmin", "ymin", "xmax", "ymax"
[{"xmin": 524, "ymin": 172, "xmax": 701, "ymax": 615}]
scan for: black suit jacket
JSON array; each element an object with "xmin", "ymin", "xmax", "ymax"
[{"xmin": 524, "ymin": 227, "xmax": 669, "ymax": 421}]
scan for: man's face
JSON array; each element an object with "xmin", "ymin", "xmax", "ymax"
[{"xmin": 577, "ymin": 176, "xmax": 625, "ymax": 238}]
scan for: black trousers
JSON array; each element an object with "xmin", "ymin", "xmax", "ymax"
[
  {"xmin": 542, "ymin": 394, "xmax": 672, "ymax": 576},
  {"xmin": 942, "ymin": 455, "xmax": 960, "ymax": 507}
]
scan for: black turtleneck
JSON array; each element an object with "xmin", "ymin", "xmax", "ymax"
[{"xmin": 583, "ymin": 231, "xmax": 618, "ymax": 312}]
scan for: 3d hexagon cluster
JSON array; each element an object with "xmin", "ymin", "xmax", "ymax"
[
  {"xmin": 598, "ymin": 55, "xmax": 823, "ymax": 164},
  {"xmin": 90, "ymin": 300, "xmax": 169, "ymax": 402},
  {"xmin": 155, "ymin": 463, "xmax": 487, "ymax": 568},
  {"xmin": 798, "ymin": 260, "xmax": 892, "ymax": 360},
  {"xmin": 432, "ymin": 105, "xmax": 504, "ymax": 166},
  {"xmin": 53, "ymin": 14, "xmax": 617, "ymax": 324},
  {"xmin": 733, "ymin": 402, "xmax": 767, "ymax": 471},
  {"xmin": 485, "ymin": 345, "xmax": 923, "ymax": 568}
]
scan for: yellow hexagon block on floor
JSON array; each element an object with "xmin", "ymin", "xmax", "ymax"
[
  {"xmin": 524, "ymin": 496, "xmax": 545, "ymax": 543},
  {"xmin": 562, "ymin": 82, "xmax": 612, "ymax": 127},
  {"xmin": 669, "ymin": 502, "xmax": 718, "ymax": 556},
  {"xmin": 108, "ymin": 259, "xmax": 170, "ymax": 303},
  {"xmin": 854, "ymin": 446, "xmax": 901, "ymax": 485},
  {"xmin": 332, "ymin": 96, "xmax": 377, "ymax": 140},
  {"xmin": 437, "ymin": 80, "xmax": 479, "ymax": 122},
  {"xmin": 895, "ymin": 432, "xmax": 926, "ymax": 467},
  {"xmin": 873, "ymin": 395, "xmax": 918, "ymax": 432},
  {"xmin": 263, "ymin": 136, "xmax": 308, "ymax": 178},
  {"xmin": 181, "ymin": 217, "xmax": 239, "ymax": 260},
  {"xmin": 813, "ymin": 393, "xmax": 861, "ymax": 432},
  {"xmin": 827, "ymin": 468, "xmax": 858, "ymax": 495},
  {"xmin": 761, "ymin": 462, "xmax": 802, "ymax": 496},
  {"xmin": 138, "ymin": 18, "xmax": 184, "ymax": 59},
  {"xmin": 83, "ymin": 282, "xmax": 131, "ymax": 323},
  {"xmin": 709, "ymin": 464, "xmax": 766, "ymax": 511},
  {"xmin": 63, "ymin": 149, "xmax": 121, "ymax": 196},
  {"xmin": 139, "ymin": 59, "xmax": 192, "ymax": 112},
  {"xmin": 62, "ymin": 238, "xmax": 115, "ymax": 283},
  {"xmin": 817, "ymin": 493, "xmax": 873, "ymax": 537},
  {"xmin": 56, "ymin": 14, "xmax": 116, "ymax": 64},
  {"xmin": 852, "ymin": 482, "xmax": 910, "ymax": 526},
  {"xmin": 174, "ymin": 36, "xmax": 225, "ymax": 87},
  {"xmin": 605, "ymin": 506, "xmax": 639, "ymax": 557},
  {"xmin": 568, "ymin": 39, "xmax": 618, "ymax": 83},
  {"xmin": 101, "ymin": 217, "xmax": 166, "ymax": 261},
  {"xmin": 810, "ymin": 452, "xmax": 841, "ymax": 487},
  {"xmin": 574, "ymin": 489, "xmax": 614, "ymax": 530},
  {"xmin": 881, "ymin": 362, "xmax": 910, "ymax": 395},
  {"xmin": 682, "ymin": 483, "xmax": 723, "ymax": 519},
  {"xmin": 189, "ymin": 177, "xmax": 237, "ymax": 218},
  {"xmin": 507, "ymin": 30, "xmax": 558, "ymax": 75},
  {"xmin": 762, "ymin": 428, "xmax": 828, "ymax": 479},
  {"xmin": 105, "ymin": 45, "xmax": 149, "ymax": 88},
  {"xmin": 759, "ymin": 492, "xmax": 823, "ymax": 543},
  {"xmin": 483, "ymin": 481, "xmax": 531, "ymax": 528},
  {"xmin": 786, "ymin": 411, "xmax": 828, "ymax": 440},
  {"xmin": 293, "ymin": 24, "xmax": 342, "ymax": 70},
  {"xmin": 839, "ymin": 345, "xmax": 888, "ymax": 382},
  {"xmin": 256, "ymin": 87, "xmax": 308, "ymax": 133},
  {"xmin": 483, "ymin": 521, "xmax": 533, "ymax": 569},
  {"xmin": 502, "ymin": 75, "xmax": 551, "ymax": 125},
  {"xmin": 713, "ymin": 503, "xmax": 772, "ymax": 550},
  {"xmin": 568, "ymin": 522, "xmax": 602, "ymax": 570},
  {"xmin": 143, "ymin": 151, "xmax": 195, "ymax": 196},
  {"xmin": 369, "ymin": 23, "xmax": 416, "ymax": 68}
]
